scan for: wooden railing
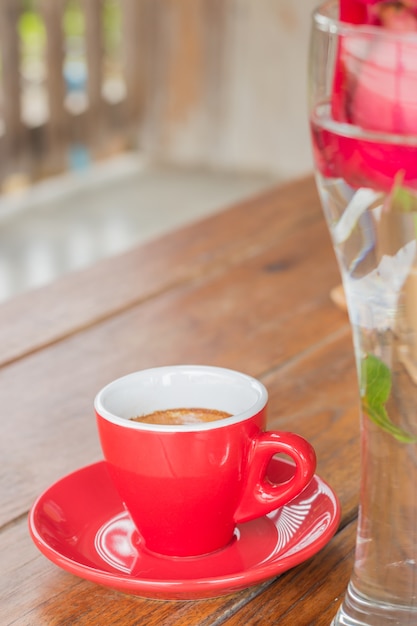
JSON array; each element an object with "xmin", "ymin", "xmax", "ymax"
[
  {"xmin": 0, "ymin": 1, "xmax": 315, "ymax": 193},
  {"xmin": 0, "ymin": 0, "xmax": 146, "ymax": 190}
]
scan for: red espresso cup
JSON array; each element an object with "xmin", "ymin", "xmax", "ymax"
[{"xmin": 95, "ymin": 365, "xmax": 316, "ymax": 557}]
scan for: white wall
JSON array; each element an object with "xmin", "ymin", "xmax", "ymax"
[{"xmin": 140, "ymin": 0, "xmax": 319, "ymax": 180}]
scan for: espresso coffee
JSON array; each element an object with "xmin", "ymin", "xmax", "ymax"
[{"xmin": 130, "ymin": 407, "xmax": 232, "ymax": 425}]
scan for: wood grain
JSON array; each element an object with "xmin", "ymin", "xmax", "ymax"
[
  {"xmin": 0, "ymin": 176, "xmax": 322, "ymax": 365},
  {"xmin": 219, "ymin": 521, "xmax": 356, "ymax": 625},
  {"xmin": 1, "ymin": 184, "xmax": 343, "ymax": 525},
  {"xmin": 0, "ymin": 503, "xmax": 355, "ymax": 626},
  {"xmin": 0, "ymin": 176, "xmax": 360, "ymax": 625}
]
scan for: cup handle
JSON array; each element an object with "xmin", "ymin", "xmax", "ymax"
[{"xmin": 234, "ymin": 431, "xmax": 317, "ymax": 523}]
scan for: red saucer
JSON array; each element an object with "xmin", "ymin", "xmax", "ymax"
[{"xmin": 29, "ymin": 459, "xmax": 340, "ymax": 600}]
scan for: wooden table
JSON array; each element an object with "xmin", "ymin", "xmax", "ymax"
[{"xmin": 0, "ymin": 176, "xmax": 360, "ymax": 625}]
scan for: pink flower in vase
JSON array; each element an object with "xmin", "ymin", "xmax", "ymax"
[
  {"xmin": 342, "ymin": 32, "xmax": 417, "ymax": 134},
  {"xmin": 341, "ymin": 0, "xmax": 417, "ymax": 27},
  {"xmin": 327, "ymin": 0, "xmax": 417, "ymax": 190},
  {"xmin": 337, "ymin": 0, "xmax": 417, "ymax": 134}
]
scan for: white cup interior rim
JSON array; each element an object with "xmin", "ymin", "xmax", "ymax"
[{"xmin": 94, "ymin": 365, "xmax": 268, "ymax": 432}]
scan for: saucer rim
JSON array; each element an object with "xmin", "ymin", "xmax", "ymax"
[{"xmin": 29, "ymin": 459, "xmax": 341, "ymax": 600}]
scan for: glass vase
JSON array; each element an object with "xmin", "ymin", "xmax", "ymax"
[{"xmin": 309, "ymin": 1, "xmax": 417, "ymax": 624}]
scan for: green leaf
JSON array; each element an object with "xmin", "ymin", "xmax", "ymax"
[
  {"xmin": 363, "ymin": 354, "xmax": 391, "ymax": 405},
  {"xmin": 388, "ymin": 173, "xmax": 417, "ymax": 239},
  {"xmin": 391, "ymin": 183, "xmax": 417, "ymax": 214},
  {"xmin": 361, "ymin": 354, "xmax": 417, "ymax": 444}
]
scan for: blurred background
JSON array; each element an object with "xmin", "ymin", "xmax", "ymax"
[{"xmin": 0, "ymin": 0, "xmax": 317, "ymax": 302}]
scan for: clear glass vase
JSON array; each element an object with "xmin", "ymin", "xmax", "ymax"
[{"xmin": 309, "ymin": 2, "xmax": 417, "ymax": 624}]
